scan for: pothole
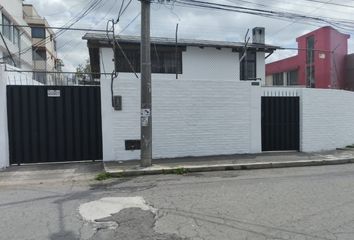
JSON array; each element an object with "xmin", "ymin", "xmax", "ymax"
[{"xmin": 79, "ymin": 197, "xmax": 187, "ymax": 240}]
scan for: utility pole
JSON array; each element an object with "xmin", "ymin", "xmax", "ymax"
[{"xmin": 140, "ymin": 0, "xmax": 152, "ymax": 167}]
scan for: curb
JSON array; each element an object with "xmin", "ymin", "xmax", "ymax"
[{"xmin": 104, "ymin": 158, "xmax": 354, "ymax": 177}]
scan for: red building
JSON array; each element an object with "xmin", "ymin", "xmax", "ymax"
[{"xmin": 266, "ymin": 26, "xmax": 351, "ymax": 89}]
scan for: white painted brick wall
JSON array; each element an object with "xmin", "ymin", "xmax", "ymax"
[
  {"xmin": 301, "ymin": 88, "xmax": 354, "ymax": 152},
  {"xmin": 101, "ymin": 77, "xmax": 262, "ymax": 161},
  {"xmin": 262, "ymin": 87, "xmax": 354, "ymax": 152}
]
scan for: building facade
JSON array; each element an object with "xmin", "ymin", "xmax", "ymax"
[
  {"xmin": 266, "ymin": 26, "xmax": 351, "ymax": 89},
  {"xmin": 0, "ymin": 0, "xmax": 33, "ymax": 70},
  {"xmin": 83, "ymin": 30, "xmax": 281, "ymax": 161},
  {"xmin": 23, "ymin": 4, "xmax": 62, "ymax": 83},
  {"xmin": 83, "ymin": 28, "xmax": 276, "ymax": 84}
]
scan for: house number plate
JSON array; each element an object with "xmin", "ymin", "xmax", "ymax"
[{"xmin": 47, "ymin": 90, "xmax": 61, "ymax": 97}]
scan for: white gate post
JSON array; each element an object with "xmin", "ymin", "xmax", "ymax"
[{"xmin": 0, "ymin": 65, "xmax": 9, "ymax": 168}]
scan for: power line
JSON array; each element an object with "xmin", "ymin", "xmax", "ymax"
[
  {"xmin": 270, "ymin": 0, "xmax": 334, "ymax": 37},
  {"xmin": 57, "ymin": 0, "xmax": 121, "ymax": 52},
  {"xmin": 160, "ymin": 0, "xmax": 354, "ymax": 32},
  {"xmin": 0, "ymin": 0, "xmax": 106, "ymax": 61},
  {"xmin": 302, "ymin": 0, "xmax": 354, "ymax": 9},
  {"xmin": 118, "ymin": 12, "xmax": 141, "ymax": 34},
  {"xmin": 0, "ymin": 24, "xmax": 111, "ymax": 32}
]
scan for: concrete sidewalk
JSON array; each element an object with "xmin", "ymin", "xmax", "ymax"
[
  {"xmin": 104, "ymin": 148, "xmax": 354, "ymax": 176},
  {"xmin": 0, "ymin": 162, "xmax": 103, "ymax": 186}
]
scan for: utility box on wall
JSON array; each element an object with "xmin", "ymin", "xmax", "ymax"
[{"xmin": 112, "ymin": 95, "xmax": 122, "ymax": 111}]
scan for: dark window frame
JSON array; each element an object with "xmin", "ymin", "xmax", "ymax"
[
  {"xmin": 240, "ymin": 51, "xmax": 257, "ymax": 80},
  {"xmin": 286, "ymin": 70, "xmax": 298, "ymax": 86},
  {"xmin": 31, "ymin": 26, "xmax": 46, "ymax": 39},
  {"xmin": 2, "ymin": 14, "xmax": 12, "ymax": 41},
  {"xmin": 114, "ymin": 43, "xmax": 183, "ymax": 74},
  {"xmin": 13, "ymin": 27, "xmax": 19, "ymax": 47},
  {"xmin": 306, "ymin": 36, "xmax": 315, "ymax": 64},
  {"xmin": 273, "ymin": 72, "xmax": 284, "ymax": 86},
  {"xmin": 306, "ymin": 65, "xmax": 315, "ymax": 88},
  {"xmin": 32, "ymin": 48, "xmax": 47, "ymax": 61}
]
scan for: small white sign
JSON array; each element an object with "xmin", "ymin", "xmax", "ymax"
[
  {"xmin": 141, "ymin": 116, "xmax": 149, "ymax": 126},
  {"xmin": 47, "ymin": 90, "xmax": 61, "ymax": 97},
  {"xmin": 319, "ymin": 53, "xmax": 326, "ymax": 59},
  {"xmin": 141, "ymin": 108, "xmax": 151, "ymax": 117}
]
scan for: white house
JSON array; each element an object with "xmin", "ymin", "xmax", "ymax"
[
  {"xmin": 83, "ymin": 28, "xmax": 276, "ymax": 83},
  {"xmin": 0, "ymin": 0, "xmax": 32, "ymax": 70},
  {"xmin": 83, "ymin": 28, "xmax": 282, "ymax": 162}
]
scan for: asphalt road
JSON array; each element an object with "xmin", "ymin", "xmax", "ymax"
[{"xmin": 2, "ymin": 164, "xmax": 354, "ymax": 240}]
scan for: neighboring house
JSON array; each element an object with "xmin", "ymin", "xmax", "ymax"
[
  {"xmin": 266, "ymin": 26, "xmax": 351, "ymax": 89},
  {"xmin": 23, "ymin": 3, "xmax": 62, "ymax": 83},
  {"xmin": 0, "ymin": 0, "xmax": 33, "ymax": 70},
  {"xmin": 83, "ymin": 27, "xmax": 278, "ymax": 84}
]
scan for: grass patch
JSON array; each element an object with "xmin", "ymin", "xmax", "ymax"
[
  {"xmin": 95, "ymin": 172, "xmax": 113, "ymax": 181},
  {"xmin": 172, "ymin": 167, "xmax": 188, "ymax": 175}
]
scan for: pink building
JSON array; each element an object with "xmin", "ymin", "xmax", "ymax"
[{"xmin": 266, "ymin": 26, "xmax": 351, "ymax": 89}]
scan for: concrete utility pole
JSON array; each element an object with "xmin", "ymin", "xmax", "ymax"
[{"xmin": 140, "ymin": 0, "xmax": 152, "ymax": 167}]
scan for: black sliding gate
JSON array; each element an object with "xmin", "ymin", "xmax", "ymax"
[
  {"xmin": 7, "ymin": 85, "xmax": 102, "ymax": 165},
  {"xmin": 261, "ymin": 96, "xmax": 300, "ymax": 151}
]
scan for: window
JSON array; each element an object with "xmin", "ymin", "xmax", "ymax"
[
  {"xmin": 114, "ymin": 44, "xmax": 183, "ymax": 74},
  {"xmin": 272, "ymin": 73, "xmax": 284, "ymax": 86},
  {"xmin": 33, "ymin": 48, "xmax": 46, "ymax": 61},
  {"xmin": 287, "ymin": 70, "xmax": 298, "ymax": 85},
  {"xmin": 306, "ymin": 36, "xmax": 315, "ymax": 64},
  {"xmin": 13, "ymin": 27, "xmax": 19, "ymax": 47},
  {"xmin": 240, "ymin": 51, "xmax": 257, "ymax": 80},
  {"xmin": 306, "ymin": 66, "xmax": 315, "ymax": 88},
  {"xmin": 31, "ymin": 27, "xmax": 45, "ymax": 39},
  {"xmin": 115, "ymin": 48, "xmax": 140, "ymax": 73},
  {"xmin": 2, "ymin": 15, "xmax": 12, "ymax": 41},
  {"xmin": 151, "ymin": 47, "xmax": 182, "ymax": 73}
]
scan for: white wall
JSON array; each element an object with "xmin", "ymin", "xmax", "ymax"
[
  {"xmin": 100, "ymin": 46, "xmax": 262, "ymax": 161},
  {"xmin": 0, "ymin": 0, "xmax": 33, "ymax": 69},
  {"xmin": 0, "ymin": 0, "xmax": 23, "ymax": 21},
  {"xmin": 301, "ymin": 89, "xmax": 354, "ymax": 152},
  {"xmin": 101, "ymin": 76, "xmax": 262, "ymax": 161},
  {"xmin": 101, "ymin": 45, "xmax": 354, "ymax": 161},
  {"xmin": 0, "ymin": 65, "xmax": 9, "ymax": 168},
  {"xmin": 5, "ymin": 64, "xmax": 39, "ymax": 85},
  {"xmin": 262, "ymin": 87, "xmax": 354, "ymax": 152}
]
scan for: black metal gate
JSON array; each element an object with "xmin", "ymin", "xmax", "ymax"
[
  {"xmin": 261, "ymin": 96, "xmax": 300, "ymax": 151},
  {"xmin": 7, "ymin": 85, "xmax": 102, "ymax": 165}
]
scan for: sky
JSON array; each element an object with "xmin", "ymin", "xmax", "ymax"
[{"xmin": 24, "ymin": 0, "xmax": 354, "ymax": 72}]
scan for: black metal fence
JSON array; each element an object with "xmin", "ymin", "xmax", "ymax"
[
  {"xmin": 7, "ymin": 85, "xmax": 102, "ymax": 164},
  {"xmin": 261, "ymin": 96, "xmax": 300, "ymax": 151}
]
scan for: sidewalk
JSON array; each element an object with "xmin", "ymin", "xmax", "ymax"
[
  {"xmin": 104, "ymin": 148, "xmax": 354, "ymax": 176},
  {"xmin": 0, "ymin": 162, "xmax": 103, "ymax": 186}
]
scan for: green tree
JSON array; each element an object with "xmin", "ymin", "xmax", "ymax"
[{"xmin": 75, "ymin": 59, "xmax": 92, "ymax": 83}]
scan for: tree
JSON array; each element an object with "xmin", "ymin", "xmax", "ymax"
[{"xmin": 75, "ymin": 59, "xmax": 93, "ymax": 84}]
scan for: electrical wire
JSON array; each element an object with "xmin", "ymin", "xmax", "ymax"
[
  {"xmin": 159, "ymin": 0, "xmax": 354, "ymax": 33},
  {"xmin": 118, "ymin": 12, "xmax": 141, "ymax": 34}
]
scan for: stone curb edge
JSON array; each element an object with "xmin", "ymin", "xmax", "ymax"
[{"xmin": 104, "ymin": 158, "xmax": 354, "ymax": 177}]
